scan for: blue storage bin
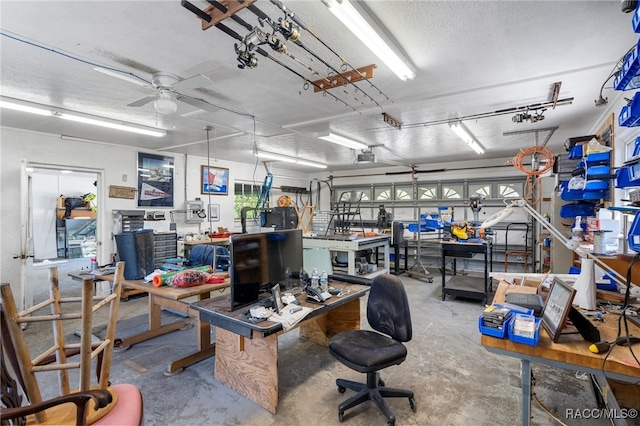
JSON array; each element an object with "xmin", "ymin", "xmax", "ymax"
[
  {"xmin": 568, "ymin": 144, "xmax": 583, "ymax": 159},
  {"xmin": 584, "ymin": 180, "xmax": 608, "ymax": 191},
  {"xmin": 585, "ymin": 152, "xmax": 610, "ymax": 165},
  {"xmin": 586, "ymin": 165, "xmax": 610, "ymax": 178},
  {"xmin": 478, "ymin": 315, "xmax": 511, "ymax": 339},
  {"xmin": 615, "ymin": 164, "xmax": 640, "ymax": 188},
  {"xmin": 560, "ymin": 203, "xmax": 596, "ymax": 219},
  {"xmin": 634, "ymin": 4, "xmax": 640, "ymax": 33},
  {"xmin": 559, "ymin": 181, "xmax": 584, "ymax": 201},
  {"xmin": 508, "ymin": 314, "xmax": 541, "ymax": 346},
  {"xmin": 582, "ymin": 190, "xmax": 606, "ymax": 200},
  {"xmin": 619, "ymin": 92, "xmax": 640, "ymax": 127},
  {"xmin": 614, "ymin": 38, "xmax": 640, "ymax": 91}
]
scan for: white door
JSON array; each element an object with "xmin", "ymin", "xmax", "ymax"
[{"xmin": 19, "ymin": 159, "xmax": 34, "ymax": 310}]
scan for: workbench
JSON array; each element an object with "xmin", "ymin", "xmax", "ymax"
[
  {"xmin": 302, "ymin": 234, "xmax": 390, "ymax": 276},
  {"xmin": 482, "ymin": 281, "xmax": 640, "ymax": 425}
]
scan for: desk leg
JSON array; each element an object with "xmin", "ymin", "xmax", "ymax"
[
  {"xmin": 299, "ymin": 298, "xmax": 360, "ymax": 345},
  {"xmin": 115, "ymin": 293, "xmax": 186, "ymax": 348},
  {"xmin": 347, "ymin": 250, "xmax": 356, "ymax": 276},
  {"xmin": 521, "ymin": 359, "xmax": 532, "ymax": 426},
  {"xmin": 214, "ymin": 327, "xmax": 279, "ymax": 414}
]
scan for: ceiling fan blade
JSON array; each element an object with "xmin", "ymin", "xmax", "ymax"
[
  {"xmin": 172, "ymin": 74, "xmax": 213, "ymax": 92},
  {"xmin": 127, "ymin": 96, "xmax": 156, "ymax": 107},
  {"xmin": 177, "ymin": 95, "xmax": 219, "ymax": 112},
  {"xmin": 93, "ymin": 67, "xmax": 152, "ymax": 88}
]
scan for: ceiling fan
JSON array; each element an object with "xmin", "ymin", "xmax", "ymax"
[
  {"xmin": 127, "ymin": 72, "xmax": 220, "ymax": 114},
  {"xmin": 95, "ymin": 69, "xmax": 219, "ymax": 114}
]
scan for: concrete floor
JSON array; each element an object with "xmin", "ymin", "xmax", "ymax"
[{"xmin": 17, "ymin": 259, "xmax": 638, "ymax": 426}]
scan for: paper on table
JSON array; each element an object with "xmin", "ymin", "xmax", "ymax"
[{"xmin": 269, "ymin": 306, "xmax": 313, "ymax": 331}]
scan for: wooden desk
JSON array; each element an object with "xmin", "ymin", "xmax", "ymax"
[
  {"xmin": 97, "ymin": 273, "xmax": 229, "ymax": 375},
  {"xmin": 191, "ymin": 282, "xmax": 370, "ymax": 414},
  {"xmin": 441, "ymin": 240, "xmax": 493, "ymax": 303},
  {"xmin": 481, "ymin": 281, "xmax": 640, "ymax": 425}
]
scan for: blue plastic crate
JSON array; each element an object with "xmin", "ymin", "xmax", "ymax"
[
  {"xmin": 568, "ymin": 144, "xmax": 583, "ymax": 159},
  {"xmin": 586, "ymin": 165, "xmax": 610, "ymax": 178},
  {"xmin": 508, "ymin": 314, "xmax": 541, "ymax": 346},
  {"xmin": 584, "ymin": 180, "xmax": 608, "ymax": 191},
  {"xmin": 478, "ymin": 315, "xmax": 511, "ymax": 339},
  {"xmin": 559, "ymin": 181, "xmax": 584, "ymax": 201},
  {"xmin": 615, "ymin": 164, "xmax": 640, "ymax": 188},
  {"xmin": 634, "ymin": 3, "xmax": 640, "ymax": 33},
  {"xmin": 619, "ymin": 92, "xmax": 640, "ymax": 127},
  {"xmin": 582, "ymin": 190, "xmax": 607, "ymax": 200},
  {"xmin": 585, "ymin": 152, "xmax": 610, "ymax": 165},
  {"xmin": 559, "ymin": 203, "xmax": 596, "ymax": 219},
  {"xmin": 614, "ymin": 38, "xmax": 640, "ymax": 91}
]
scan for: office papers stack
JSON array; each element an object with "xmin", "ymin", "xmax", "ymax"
[{"xmin": 269, "ymin": 306, "xmax": 313, "ymax": 331}]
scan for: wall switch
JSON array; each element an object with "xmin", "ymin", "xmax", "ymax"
[{"xmin": 122, "ymin": 174, "xmax": 127, "ymax": 182}]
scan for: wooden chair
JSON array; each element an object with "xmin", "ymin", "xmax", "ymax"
[{"xmin": 0, "ymin": 262, "xmax": 143, "ymax": 425}]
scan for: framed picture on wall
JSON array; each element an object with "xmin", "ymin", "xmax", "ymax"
[
  {"xmin": 208, "ymin": 204, "xmax": 220, "ymax": 221},
  {"xmin": 201, "ymin": 166, "xmax": 229, "ymax": 195},
  {"xmin": 137, "ymin": 153, "xmax": 174, "ymax": 207}
]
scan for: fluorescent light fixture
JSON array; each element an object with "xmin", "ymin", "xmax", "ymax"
[
  {"xmin": 0, "ymin": 99, "xmax": 52, "ymax": 116},
  {"xmin": 57, "ymin": 112, "xmax": 166, "ymax": 137},
  {"xmin": 318, "ymin": 132, "xmax": 368, "ymax": 150},
  {"xmin": 448, "ymin": 122, "xmax": 485, "ymax": 155},
  {"xmin": 93, "ymin": 67, "xmax": 149, "ymax": 87},
  {"xmin": 323, "ymin": 0, "xmax": 416, "ymax": 81},
  {"xmin": 0, "ymin": 96, "xmax": 166, "ymax": 138},
  {"xmin": 254, "ymin": 150, "xmax": 327, "ymax": 169}
]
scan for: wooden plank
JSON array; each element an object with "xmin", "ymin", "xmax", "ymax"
[
  {"xmin": 214, "ymin": 327, "xmax": 279, "ymax": 414},
  {"xmin": 312, "ymin": 64, "xmax": 376, "ymax": 93},
  {"xmin": 200, "ymin": 0, "xmax": 257, "ymax": 30},
  {"xmin": 108, "ymin": 185, "xmax": 136, "ymax": 199}
]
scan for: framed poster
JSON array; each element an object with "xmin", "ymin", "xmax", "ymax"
[
  {"xmin": 208, "ymin": 204, "xmax": 220, "ymax": 221},
  {"xmin": 541, "ymin": 277, "xmax": 576, "ymax": 343},
  {"xmin": 201, "ymin": 166, "xmax": 229, "ymax": 195},
  {"xmin": 137, "ymin": 153, "xmax": 174, "ymax": 207}
]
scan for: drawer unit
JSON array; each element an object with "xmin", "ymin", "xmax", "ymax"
[{"xmin": 154, "ymin": 232, "xmax": 178, "ymax": 265}]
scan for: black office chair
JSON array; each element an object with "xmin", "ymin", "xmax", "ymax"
[{"xmin": 329, "ymin": 274, "xmax": 416, "ymax": 425}]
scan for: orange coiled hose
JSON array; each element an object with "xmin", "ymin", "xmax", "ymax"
[{"xmin": 509, "ymin": 146, "xmax": 555, "ymax": 205}]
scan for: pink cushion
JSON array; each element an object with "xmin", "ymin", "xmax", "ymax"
[{"xmin": 92, "ymin": 384, "xmax": 143, "ymax": 426}]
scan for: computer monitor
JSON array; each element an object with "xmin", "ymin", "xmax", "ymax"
[
  {"xmin": 265, "ymin": 229, "xmax": 303, "ymax": 284},
  {"xmin": 229, "ymin": 232, "xmax": 268, "ymax": 311},
  {"xmin": 229, "ymin": 229, "xmax": 304, "ymax": 311}
]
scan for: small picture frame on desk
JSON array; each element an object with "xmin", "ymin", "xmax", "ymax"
[
  {"xmin": 271, "ymin": 283, "xmax": 284, "ymax": 314},
  {"xmin": 541, "ymin": 277, "xmax": 576, "ymax": 343}
]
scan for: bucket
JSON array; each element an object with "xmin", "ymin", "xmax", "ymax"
[{"xmin": 115, "ymin": 229, "xmax": 155, "ymax": 280}]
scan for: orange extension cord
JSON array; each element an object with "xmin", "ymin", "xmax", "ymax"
[{"xmin": 509, "ymin": 146, "xmax": 555, "ymax": 205}]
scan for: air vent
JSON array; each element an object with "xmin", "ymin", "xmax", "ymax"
[{"xmin": 357, "ymin": 152, "xmax": 376, "ymax": 163}]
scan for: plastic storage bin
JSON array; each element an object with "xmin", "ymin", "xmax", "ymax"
[
  {"xmin": 568, "ymin": 144, "xmax": 583, "ymax": 159},
  {"xmin": 619, "ymin": 92, "xmax": 640, "ymax": 127},
  {"xmin": 114, "ymin": 229, "xmax": 155, "ymax": 280},
  {"xmin": 508, "ymin": 314, "xmax": 541, "ymax": 346},
  {"xmin": 634, "ymin": 3, "xmax": 640, "ymax": 33},
  {"xmin": 478, "ymin": 315, "xmax": 511, "ymax": 339},
  {"xmin": 614, "ymin": 38, "xmax": 640, "ymax": 91},
  {"xmin": 585, "ymin": 152, "xmax": 610, "ymax": 165},
  {"xmin": 559, "ymin": 203, "xmax": 596, "ymax": 219}
]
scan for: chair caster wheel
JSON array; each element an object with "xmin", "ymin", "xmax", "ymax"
[
  {"xmin": 338, "ymin": 411, "xmax": 344, "ymax": 422},
  {"xmin": 387, "ymin": 420, "xmax": 395, "ymax": 426},
  {"xmin": 338, "ymin": 385, "xmax": 346, "ymax": 394},
  {"xmin": 427, "ymin": 278, "xmax": 433, "ymax": 283},
  {"xmin": 409, "ymin": 396, "xmax": 416, "ymax": 412},
  {"xmin": 378, "ymin": 378, "xmax": 385, "ymax": 387}
]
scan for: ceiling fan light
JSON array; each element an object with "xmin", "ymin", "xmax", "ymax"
[{"xmin": 155, "ymin": 91, "xmax": 178, "ymax": 115}]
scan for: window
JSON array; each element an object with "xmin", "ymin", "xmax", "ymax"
[
  {"xmin": 395, "ymin": 185, "xmax": 413, "ymax": 200},
  {"xmin": 469, "ymin": 184, "xmax": 491, "ymax": 198},
  {"xmin": 375, "ymin": 187, "xmax": 392, "ymax": 201},
  {"xmin": 418, "ymin": 185, "xmax": 437, "ymax": 200},
  {"xmin": 498, "ymin": 183, "xmax": 522, "ymax": 198},
  {"xmin": 337, "ymin": 189, "xmax": 370, "ymax": 202},
  {"xmin": 442, "ymin": 184, "xmax": 463, "ymax": 199},
  {"xmin": 234, "ymin": 182, "xmax": 261, "ymax": 219}
]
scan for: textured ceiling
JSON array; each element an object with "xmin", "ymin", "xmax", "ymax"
[{"xmin": 0, "ymin": 1, "xmax": 637, "ymax": 173}]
